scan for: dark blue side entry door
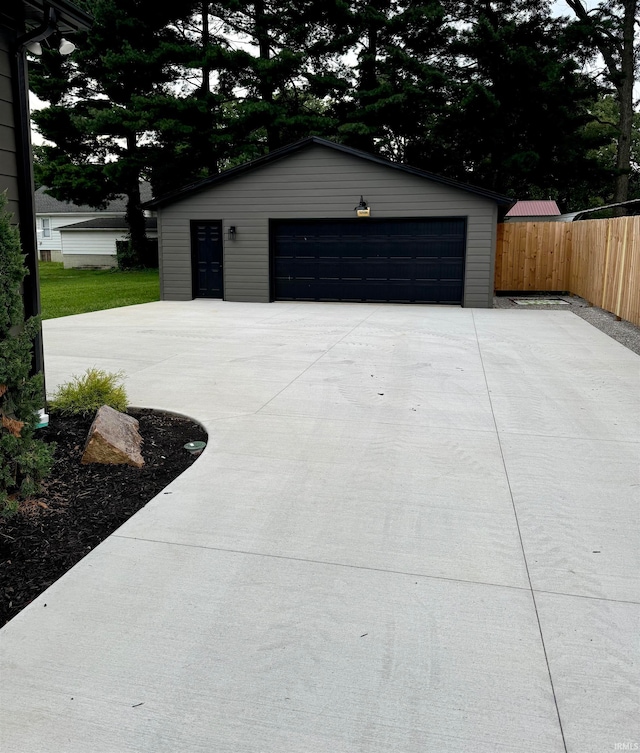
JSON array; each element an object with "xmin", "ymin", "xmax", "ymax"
[
  {"xmin": 191, "ymin": 221, "xmax": 223, "ymax": 298},
  {"xmin": 273, "ymin": 219, "xmax": 466, "ymax": 304}
]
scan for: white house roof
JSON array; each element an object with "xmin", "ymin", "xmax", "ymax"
[
  {"xmin": 58, "ymin": 217, "xmax": 157, "ymax": 231},
  {"xmin": 35, "ymin": 184, "xmax": 153, "ymax": 214}
]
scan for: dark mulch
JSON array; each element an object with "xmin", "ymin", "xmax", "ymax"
[{"xmin": 0, "ymin": 408, "xmax": 207, "ymax": 628}]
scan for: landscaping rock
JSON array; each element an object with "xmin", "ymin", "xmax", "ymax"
[{"xmin": 81, "ymin": 405, "xmax": 144, "ymax": 468}]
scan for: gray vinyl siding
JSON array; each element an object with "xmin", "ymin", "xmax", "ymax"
[
  {"xmin": 159, "ymin": 144, "xmax": 499, "ymax": 307},
  {"xmin": 0, "ymin": 31, "xmax": 20, "ymax": 223}
]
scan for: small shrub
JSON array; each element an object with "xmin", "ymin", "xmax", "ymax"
[
  {"xmin": 49, "ymin": 368, "xmax": 128, "ymax": 417},
  {"xmin": 115, "ymin": 240, "xmax": 138, "ymax": 270},
  {"xmin": 116, "ymin": 239, "xmax": 158, "ymax": 270},
  {"xmin": 0, "ymin": 192, "xmax": 55, "ymax": 516},
  {"xmin": 1, "ymin": 496, "xmax": 19, "ymax": 518}
]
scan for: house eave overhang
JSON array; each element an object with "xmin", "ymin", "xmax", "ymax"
[
  {"xmin": 19, "ymin": 0, "xmax": 92, "ymax": 37},
  {"xmin": 36, "ymin": 211, "xmax": 124, "ymax": 217},
  {"xmin": 45, "ymin": 0, "xmax": 92, "ymax": 31},
  {"xmin": 59, "ymin": 226, "xmax": 129, "ymax": 231}
]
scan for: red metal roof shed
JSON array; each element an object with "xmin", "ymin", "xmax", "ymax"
[{"xmin": 505, "ymin": 200, "xmax": 561, "ymax": 217}]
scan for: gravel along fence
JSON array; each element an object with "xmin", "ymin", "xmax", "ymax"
[{"xmin": 493, "ymin": 294, "xmax": 640, "ymax": 357}]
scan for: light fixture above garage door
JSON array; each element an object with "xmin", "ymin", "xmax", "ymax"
[{"xmin": 355, "ymin": 196, "xmax": 370, "ymax": 217}]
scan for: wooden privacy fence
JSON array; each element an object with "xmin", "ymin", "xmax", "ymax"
[{"xmin": 495, "ymin": 217, "xmax": 640, "ymax": 328}]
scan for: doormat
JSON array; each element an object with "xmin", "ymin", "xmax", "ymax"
[{"xmin": 511, "ymin": 298, "xmax": 570, "ymax": 306}]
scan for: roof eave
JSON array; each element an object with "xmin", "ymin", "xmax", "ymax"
[
  {"xmin": 24, "ymin": 0, "xmax": 92, "ymax": 32},
  {"xmin": 36, "ymin": 211, "xmax": 124, "ymax": 216},
  {"xmin": 49, "ymin": 0, "xmax": 92, "ymax": 30}
]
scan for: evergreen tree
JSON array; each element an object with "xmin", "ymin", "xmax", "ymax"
[
  {"xmin": 30, "ymin": 0, "xmax": 201, "ymax": 262},
  {"xmin": 423, "ymin": 0, "xmax": 609, "ymax": 209},
  {"xmin": 209, "ymin": 0, "xmax": 345, "ymax": 154},
  {"xmin": 28, "ymin": 0, "xmax": 625, "ymax": 213},
  {"xmin": 143, "ymin": 3, "xmax": 236, "ymax": 194},
  {"xmin": 331, "ymin": 0, "xmax": 450, "ymax": 159},
  {"xmin": 0, "ymin": 193, "xmax": 54, "ymax": 515}
]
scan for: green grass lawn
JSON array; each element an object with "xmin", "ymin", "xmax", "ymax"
[{"xmin": 38, "ymin": 262, "xmax": 160, "ymax": 320}]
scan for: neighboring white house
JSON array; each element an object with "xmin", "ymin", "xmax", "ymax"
[
  {"xmin": 58, "ymin": 216, "xmax": 158, "ymax": 268},
  {"xmin": 35, "ymin": 184, "xmax": 155, "ymax": 267}
]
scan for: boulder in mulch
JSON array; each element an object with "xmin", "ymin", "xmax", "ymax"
[{"xmin": 81, "ymin": 405, "xmax": 144, "ymax": 468}]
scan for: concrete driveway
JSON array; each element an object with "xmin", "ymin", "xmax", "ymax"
[{"xmin": 1, "ymin": 301, "xmax": 638, "ymax": 753}]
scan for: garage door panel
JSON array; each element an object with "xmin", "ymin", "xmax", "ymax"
[
  {"xmin": 334, "ymin": 259, "xmax": 365, "ymax": 278},
  {"xmin": 275, "ymin": 257, "xmax": 322, "ymax": 278},
  {"xmin": 415, "ymin": 258, "xmax": 464, "ymax": 279},
  {"xmin": 384, "ymin": 260, "xmax": 414, "ymax": 279},
  {"xmin": 273, "ymin": 219, "xmax": 465, "ymax": 304}
]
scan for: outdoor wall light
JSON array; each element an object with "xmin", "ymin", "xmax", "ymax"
[
  {"xmin": 25, "ymin": 41, "xmax": 43, "ymax": 55},
  {"xmin": 18, "ymin": 8, "xmax": 77, "ymax": 56},
  {"xmin": 355, "ymin": 196, "xmax": 371, "ymax": 217},
  {"xmin": 23, "ymin": 37, "xmax": 76, "ymax": 56},
  {"xmin": 58, "ymin": 38, "xmax": 76, "ymax": 55},
  {"xmin": 227, "ymin": 225, "xmax": 237, "ymax": 240}
]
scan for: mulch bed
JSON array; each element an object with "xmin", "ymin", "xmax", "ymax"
[{"xmin": 0, "ymin": 408, "xmax": 207, "ymax": 628}]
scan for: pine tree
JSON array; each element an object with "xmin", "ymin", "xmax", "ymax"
[
  {"xmin": 30, "ymin": 0, "xmax": 202, "ymax": 263},
  {"xmin": 209, "ymin": 0, "xmax": 344, "ymax": 155},
  {"xmin": 28, "ymin": 0, "xmax": 625, "ymax": 214},
  {"xmin": 332, "ymin": 0, "xmax": 450, "ymax": 160},
  {"xmin": 424, "ymin": 0, "xmax": 609, "ymax": 209},
  {"xmin": 0, "ymin": 193, "xmax": 54, "ymax": 514},
  {"xmin": 141, "ymin": 3, "xmax": 236, "ymax": 194}
]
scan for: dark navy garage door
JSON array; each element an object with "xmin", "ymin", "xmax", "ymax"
[{"xmin": 273, "ymin": 219, "xmax": 466, "ymax": 303}]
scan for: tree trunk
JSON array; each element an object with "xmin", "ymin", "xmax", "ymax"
[
  {"xmin": 353, "ymin": 23, "xmax": 378, "ymax": 154},
  {"xmin": 613, "ymin": 0, "xmax": 636, "ymax": 205},
  {"xmin": 125, "ymin": 134, "xmax": 147, "ymax": 264},
  {"xmin": 254, "ymin": 0, "xmax": 279, "ymax": 151},
  {"xmin": 201, "ymin": 0, "xmax": 211, "ymax": 95}
]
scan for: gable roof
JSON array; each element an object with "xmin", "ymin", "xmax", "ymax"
[
  {"xmin": 505, "ymin": 200, "xmax": 560, "ymax": 217},
  {"xmin": 35, "ymin": 183, "xmax": 153, "ymax": 214},
  {"xmin": 58, "ymin": 217, "xmax": 157, "ymax": 231},
  {"xmin": 144, "ymin": 137, "xmax": 513, "ymax": 209}
]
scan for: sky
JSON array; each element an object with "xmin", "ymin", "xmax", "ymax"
[{"xmin": 553, "ymin": 1, "xmax": 600, "ymax": 13}]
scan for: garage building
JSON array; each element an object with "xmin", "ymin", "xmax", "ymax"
[{"xmin": 147, "ymin": 137, "xmax": 512, "ymax": 308}]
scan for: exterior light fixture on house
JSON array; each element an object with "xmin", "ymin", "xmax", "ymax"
[
  {"xmin": 355, "ymin": 196, "xmax": 370, "ymax": 217},
  {"xmin": 18, "ymin": 8, "xmax": 78, "ymax": 56},
  {"xmin": 227, "ymin": 225, "xmax": 236, "ymax": 240},
  {"xmin": 25, "ymin": 41, "xmax": 43, "ymax": 55},
  {"xmin": 24, "ymin": 37, "xmax": 75, "ymax": 55},
  {"xmin": 58, "ymin": 38, "xmax": 76, "ymax": 55}
]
